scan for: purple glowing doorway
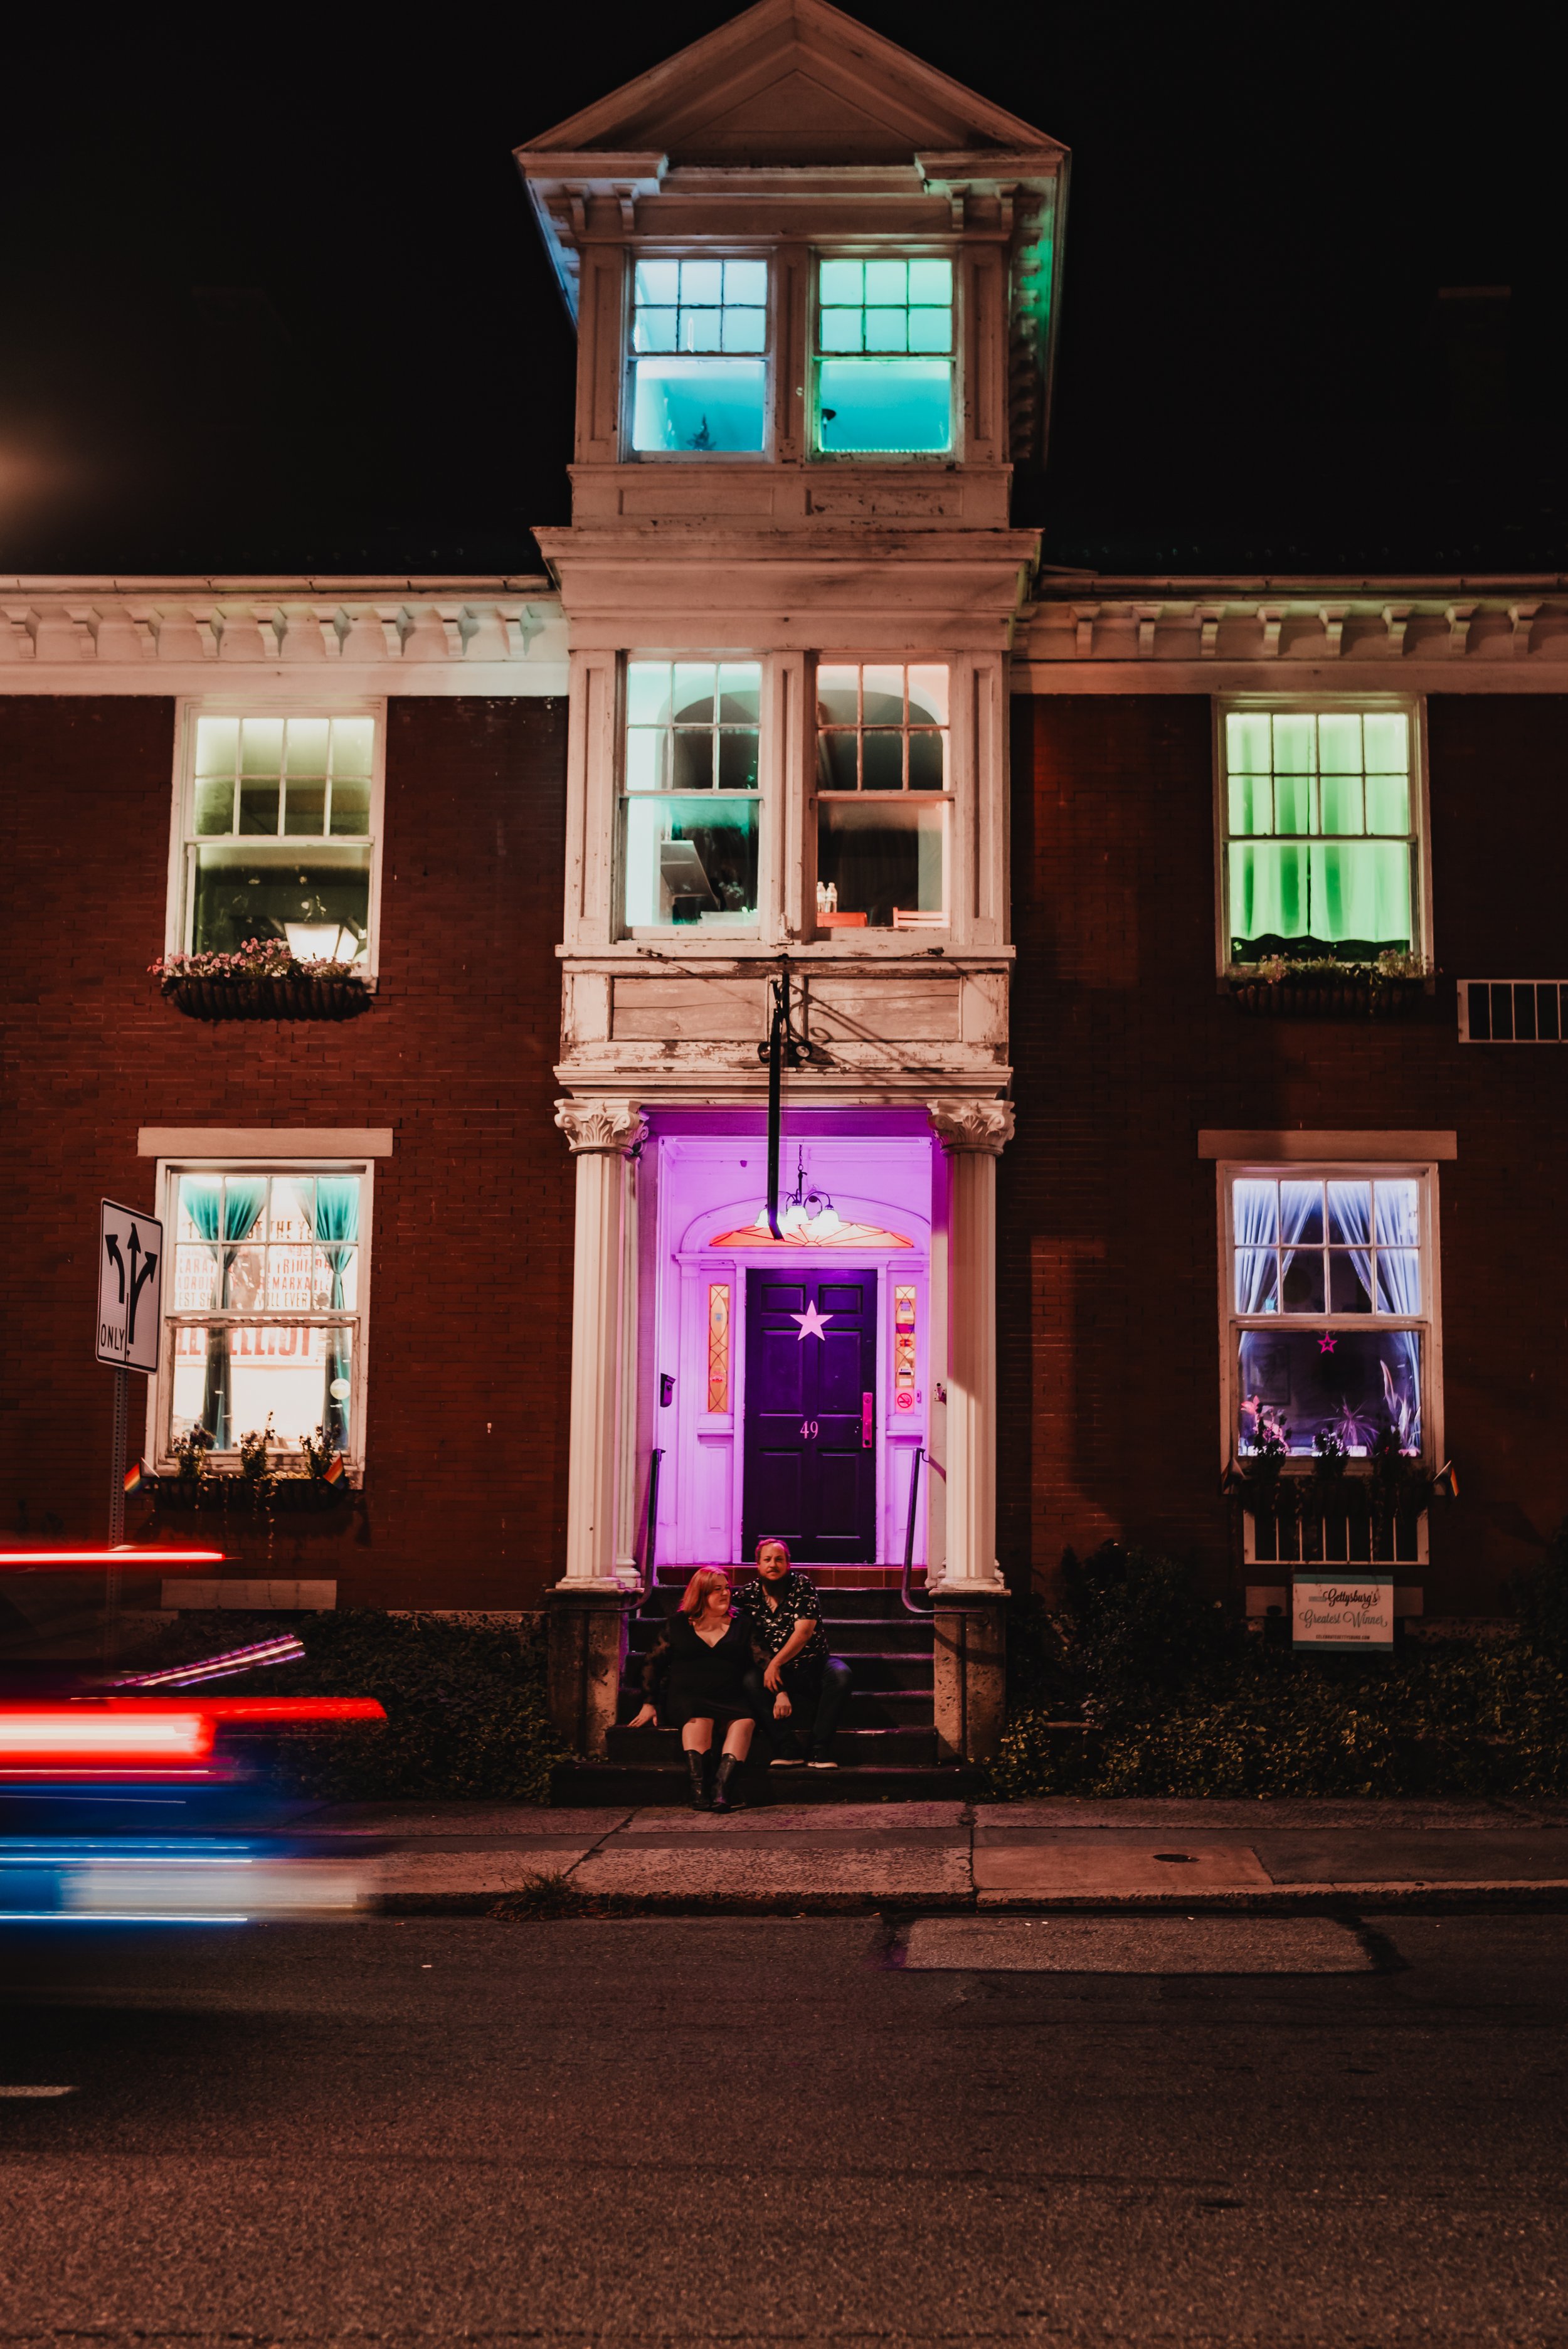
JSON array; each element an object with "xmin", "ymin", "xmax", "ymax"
[
  {"xmin": 648, "ymin": 1115, "xmax": 935, "ymax": 1567},
  {"xmin": 741, "ymin": 1268, "xmax": 877, "ymax": 1565}
]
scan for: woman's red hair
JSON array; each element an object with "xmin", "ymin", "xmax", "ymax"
[
  {"xmin": 754, "ymin": 1537, "xmax": 792, "ymax": 1567},
  {"xmin": 680, "ymin": 1566, "xmax": 733, "ymax": 1618}
]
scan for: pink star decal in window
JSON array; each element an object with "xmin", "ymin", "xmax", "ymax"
[{"xmin": 791, "ymin": 1302, "xmax": 834, "ymax": 1342}]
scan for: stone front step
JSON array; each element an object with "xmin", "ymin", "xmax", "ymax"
[
  {"xmin": 621, "ymin": 1577, "xmax": 942, "ymax": 1752},
  {"xmin": 633, "ymin": 1586, "xmax": 937, "ymax": 1624},
  {"xmin": 616, "ymin": 1686, "xmax": 931, "ymax": 1729},
  {"xmin": 621, "ymin": 1642, "xmax": 933, "ymax": 1690},
  {"xmin": 553, "ymin": 1760, "xmax": 986, "ymax": 1806},
  {"xmin": 653, "ymin": 1565, "xmax": 931, "ymax": 1592},
  {"xmin": 606, "ymin": 1722, "xmax": 939, "ymax": 1769},
  {"xmin": 626, "ymin": 1613, "xmax": 935, "ymax": 1657}
]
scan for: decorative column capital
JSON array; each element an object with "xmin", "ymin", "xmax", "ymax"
[
  {"xmin": 554, "ymin": 1098, "xmax": 648, "ymax": 1157},
  {"xmin": 927, "ymin": 1097, "xmax": 1015, "ymax": 1156}
]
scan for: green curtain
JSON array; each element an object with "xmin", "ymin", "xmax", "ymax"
[
  {"xmin": 1308, "ymin": 842, "xmax": 1411, "ymax": 947},
  {"xmin": 184, "ymin": 1177, "xmax": 266, "ymax": 1448},
  {"xmin": 1231, "ymin": 840, "xmax": 1411, "ymax": 952},
  {"xmin": 311, "ymin": 1177, "xmax": 359, "ymax": 1452}
]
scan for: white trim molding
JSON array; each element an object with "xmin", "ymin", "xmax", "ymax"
[
  {"xmin": 0, "ymin": 580, "xmax": 567, "ymax": 694},
  {"xmin": 1199, "ymin": 1130, "xmax": 1456, "ymax": 1161},
  {"xmin": 139, "ymin": 1127, "xmax": 395, "ymax": 1157},
  {"xmin": 1015, "ymin": 583, "xmax": 1568, "ymax": 693}
]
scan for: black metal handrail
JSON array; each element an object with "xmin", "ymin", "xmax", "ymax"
[
  {"xmin": 899, "ymin": 1448, "xmax": 992, "ymax": 1616},
  {"xmin": 636, "ymin": 1448, "xmax": 664, "ymax": 1611},
  {"xmin": 900, "ymin": 1446, "xmax": 933, "ymax": 1616}
]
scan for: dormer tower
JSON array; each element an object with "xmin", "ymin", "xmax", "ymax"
[
  {"xmin": 524, "ymin": 2, "xmax": 1069, "ymax": 1746},
  {"xmin": 519, "ymin": 0, "xmax": 1067, "ymax": 530}
]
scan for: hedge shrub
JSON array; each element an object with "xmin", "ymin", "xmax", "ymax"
[
  {"xmin": 993, "ymin": 1532, "xmax": 1568, "ymax": 1799},
  {"xmin": 128, "ymin": 1608, "xmax": 566, "ymax": 1803}
]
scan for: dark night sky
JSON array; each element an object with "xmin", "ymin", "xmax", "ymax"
[{"xmin": 3, "ymin": 2, "xmax": 1563, "ymax": 580}]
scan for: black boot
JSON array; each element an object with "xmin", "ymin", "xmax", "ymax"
[
  {"xmin": 711, "ymin": 1752, "xmax": 743, "ymax": 1812},
  {"xmin": 686, "ymin": 1747, "xmax": 712, "ymax": 1811}
]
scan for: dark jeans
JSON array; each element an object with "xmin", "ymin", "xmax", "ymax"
[{"xmin": 744, "ymin": 1657, "xmax": 850, "ymax": 1758}]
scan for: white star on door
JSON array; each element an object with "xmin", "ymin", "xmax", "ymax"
[{"xmin": 791, "ymin": 1302, "xmax": 834, "ymax": 1342}]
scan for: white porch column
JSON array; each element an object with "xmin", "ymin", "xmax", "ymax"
[
  {"xmin": 613, "ymin": 1150, "xmax": 642, "ymax": 1581},
  {"xmin": 926, "ymin": 1098, "xmax": 1014, "ymax": 1594},
  {"xmin": 555, "ymin": 1098, "xmax": 647, "ymax": 1591}
]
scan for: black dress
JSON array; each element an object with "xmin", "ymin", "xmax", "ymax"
[{"xmin": 642, "ymin": 1613, "xmax": 758, "ymax": 1727}]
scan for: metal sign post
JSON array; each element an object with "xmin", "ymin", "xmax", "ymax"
[{"xmin": 97, "ymin": 1199, "xmax": 164, "ymax": 1653}]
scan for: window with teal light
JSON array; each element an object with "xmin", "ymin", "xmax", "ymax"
[
  {"xmin": 630, "ymin": 259, "xmax": 768, "ymax": 453},
  {"xmin": 815, "ymin": 257, "xmax": 953, "ymax": 454},
  {"xmin": 1223, "ymin": 709, "xmax": 1421, "ymax": 965},
  {"xmin": 622, "ymin": 661, "xmax": 761, "ymax": 930}
]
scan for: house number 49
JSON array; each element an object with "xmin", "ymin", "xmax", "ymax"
[{"xmin": 800, "ymin": 1419, "xmax": 820, "ymax": 1440}]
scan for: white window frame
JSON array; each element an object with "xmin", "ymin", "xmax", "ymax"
[
  {"xmin": 617, "ymin": 654, "xmax": 771, "ymax": 943},
  {"xmin": 1214, "ymin": 1157, "xmax": 1444, "ymax": 1477},
  {"xmin": 1213, "ymin": 694, "xmax": 1433, "ymax": 978},
  {"xmin": 148, "ymin": 1153, "xmax": 377, "ymax": 1480},
  {"xmin": 164, "ymin": 698, "xmax": 388, "ymax": 982},
  {"xmin": 809, "ymin": 248, "xmax": 963, "ymax": 464},
  {"xmin": 807, "ymin": 652, "xmax": 958, "ymax": 942},
  {"xmin": 623, "ymin": 251, "xmax": 776, "ymax": 464}
]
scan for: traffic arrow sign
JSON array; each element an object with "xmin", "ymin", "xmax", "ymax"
[{"xmin": 97, "ymin": 1199, "xmax": 164, "ymax": 1376}]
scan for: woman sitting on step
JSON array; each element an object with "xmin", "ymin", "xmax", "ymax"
[{"xmin": 628, "ymin": 1567, "xmax": 758, "ymax": 1811}]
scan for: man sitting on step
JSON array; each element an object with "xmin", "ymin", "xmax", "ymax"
[{"xmin": 737, "ymin": 1537, "xmax": 852, "ymax": 1770}]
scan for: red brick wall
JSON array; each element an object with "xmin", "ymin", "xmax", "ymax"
[
  {"xmin": 0, "ymin": 695, "xmax": 573, "ymax": 1609},
  {"xmin": 1001, "ymin": 691, "xmax": 1568, "ymax": 1612}
]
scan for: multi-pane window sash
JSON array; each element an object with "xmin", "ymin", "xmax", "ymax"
[
  {"xmin": 1222, "ymin": 709, "xmax": 1419, "ymax": 968},
  {"xmin": 1227, "ymin": 1170, "xmax": 1431, "ymax": 1465},
  {"xmin": 622, "ymin": 661, "xmax": 761, "ymax": 930},
  {"xmin": 184, "ymin": 714, "xmax": 375, "ymax": 965},
  {"xmin": 166, "ymin": 1170, "xmax": 364, "ymax": 1462},
  {"xmin": 815, "ymin": 257, "xmax": 954, "ymax": 454},
  {"xmin": 630, "ymin": 259, "xmax": 768, "ymax": 453},
  {"xmin": 814, "ymin": 663, "xmax": 949, "ymax": 930}
]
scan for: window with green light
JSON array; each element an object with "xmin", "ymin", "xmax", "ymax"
[
  {"xmin": 814, "ymin": 257, "xmax": 953, "ymax": 455},
  {"xmin": 1222, "ymin": 709, "xmax": 1421, "ymax": 966}
]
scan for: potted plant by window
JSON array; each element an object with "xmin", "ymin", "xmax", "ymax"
[
  {"xmin": 151, "ymin": 1419, "xmax": 354, "ymax": 1519},
  {"xmin": 149, "ymin": 936, "xmax": 371, "ymax": 1021},
  {"xmin": 1229, "ymin": 950, "xmax": 1426, "ymax": 1019},
  {"xmin": 1228, "ymin": 1415, "xmax": 1444, "ymax": 1572}
]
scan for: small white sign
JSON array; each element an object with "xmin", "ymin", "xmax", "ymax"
[
  {"xmin": 97, "ymin": 1198, "xmax": 164, "ymax": 1374},
  {"xmin": 1292, "ymin": 1573, "xmax": 1394, "ymax": 1650}
]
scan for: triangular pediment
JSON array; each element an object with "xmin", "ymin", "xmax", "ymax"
[{"xmin": 519, "ymin": 0, "xmax": 1062, "ymax": 167}]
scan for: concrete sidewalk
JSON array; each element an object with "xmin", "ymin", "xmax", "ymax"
[{"xmin": 289, "ymin": 1796, "xmax": 1568, "ymax": 1911}]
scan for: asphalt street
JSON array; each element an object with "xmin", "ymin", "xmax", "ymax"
[{"xmin": 2, "ymin": 1910, "xmax": 1566, "ymax": 2346}]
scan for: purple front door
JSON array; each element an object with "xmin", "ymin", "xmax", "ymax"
[{"xmin": 742, "ymin": 1269, "xmax": 877, "ymax": 1565}]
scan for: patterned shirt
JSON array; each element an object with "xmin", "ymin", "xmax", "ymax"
[{"xmin": 736, "ymin": 1569, "xmax": 828, "ymax": 1667}]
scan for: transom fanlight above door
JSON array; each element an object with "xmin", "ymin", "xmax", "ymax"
[
  {"xmin": 708, "ymin": 1152, "xmax": 913, "ymax": 1249},
  {"xmin": 709, "ymin": 1216, "xmax": 914, "ymax": 1249}
]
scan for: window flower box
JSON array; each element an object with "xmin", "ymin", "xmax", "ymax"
[
  {"xmin": 1242, "ymin": 1503, "xmax": 1428, "ymax": 1569},
  {"xmin": 1226, "ymin": 1432, "xmax": 1447, "ymax": 1571},
  {"xmin": 151, "ymin": 941, "xmax": 371, "ymax": 1022},
  {"xmin": 150, "ymin": 1471, "xmax": 356, "ymax": 1519},
  {"xmin": 1229, "ymin": 952, "xmax": 1426, "ymax": 1020}
]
